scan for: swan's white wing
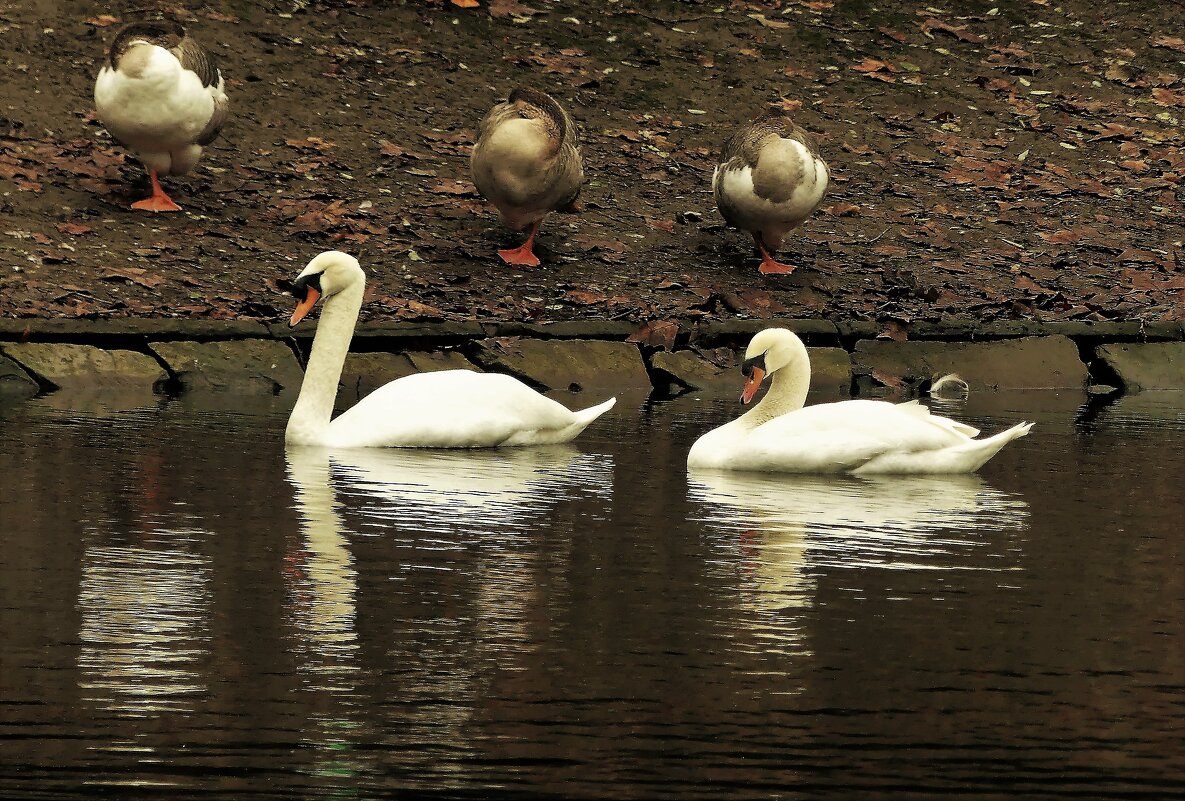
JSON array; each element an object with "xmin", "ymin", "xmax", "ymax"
[
  {"xmin": 740, "ymin": 400, "xmax": 970, "ymax": 473},
  {"xmin": 325, "ymin": 371, "xmax": 581, "ymax": 448}
]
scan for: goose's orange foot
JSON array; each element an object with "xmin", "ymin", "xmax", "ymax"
[
  {"xmin": 131, "ymin": 169, "xmax": 182, "ymax": 212},
  {"xmin": 497, "ymin": 242, "xmax": 541, "ymax": 267},
  {"xmin": 131, "ymin": 193, "xmax": 182, "ymax": 212},
  {"xmin": 758, "ymin": 256, "xmax": 797, "ymax": 275}
]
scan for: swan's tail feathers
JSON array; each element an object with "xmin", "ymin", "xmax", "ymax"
[
  {"xmin": 964, "ymin": 420, "xmax": 1034, "ymax": 471},
  {"xmin": 557, "ymin": 396, "xmax": 616, "ymax": 442}
]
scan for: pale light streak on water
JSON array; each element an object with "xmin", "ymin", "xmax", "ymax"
[{"xmin": 0, "ymin": 389, "xmax": 1182, "ymax": 799}]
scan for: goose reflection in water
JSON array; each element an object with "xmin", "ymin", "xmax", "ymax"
[
  {"xmin": 78, "ymin": 537, "xmax": 212, "ymax": 716},
  {"xmin": 687, "ymin": 471, "xmax": 1030, "ymax": 660}
]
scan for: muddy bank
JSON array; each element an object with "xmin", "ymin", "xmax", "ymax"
[{"xmin": 1, "ymin": 0, "xmax": 1182, "ymax": 331}]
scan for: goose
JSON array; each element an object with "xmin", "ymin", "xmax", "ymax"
[
  {"xmin": 284, "ymin": 251, "xmax": 615, "ymax": 448},
  {"xmin": 470, "ymin": 87, "xmax": 583, "ymax": 267},
  {"xmin": 686, "ymin": 328, "xmax": 1033, "ymax": 474},
  {"xmin": 94, "ymin": 20, "xmax": 228, "ymax": 212},
  {"xmin": 713, "ymin": 110, "xmax": 829, "ymax": 275}
]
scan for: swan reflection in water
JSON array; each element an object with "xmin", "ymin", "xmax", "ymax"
[
  {"xmin": 332, "ymin": 445, "xmax": 611, "ymax": 674},
  {"xmin": 283, "ymin": 448, "xmax": 369, "ymax": 788},
  {"xmin": 687, "ymin": 471, "xmax": 1030, "ymax": 661},
  {"xmin": 327, "ymin": 445, "xmax": 613, "ymax": 532},
  {"xmin": 284, "ymin": 444, "xmax": 613, "ymax": 783},
  {"xmin": 284, "ymin": 450, "xmax": 360, "ymax": 690}
]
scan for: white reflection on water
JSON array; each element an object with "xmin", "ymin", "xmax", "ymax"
[
  {"xmin": 77, "ymin": 538, "xmax": 211, "ymax": 716},
  {"xmin": 688, "ymin": 472, "xmax": 1030, "ymax": 664},
  {"xmin": 284, "ymin": 450, "xmax": 360, "ymax": 689},
  {"xmin": 328, "ymin": 445, "xmax": 613, "ymax": 533},
  {"xmin": 284, "ymin": 448, "xmax": 369, "ymax": 788},
  {"xmin": 329, "ymin": 445, "xmax": 612, "ymax": 666},
  {"xmin": 289, "ymin": 445, "xmax": 613, "ymax": 784},
  {"xmin": 689, "ymin": 471, "xmax": 1030, "ymax": 570}
]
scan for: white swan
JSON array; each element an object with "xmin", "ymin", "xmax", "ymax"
[
  {"xmin": 284, "ymin": 251, "xmax": 616, "ymax": 448},
  {"xmin": 686, "ymin": 328, "xmax": 1033, "ymax": 474}
]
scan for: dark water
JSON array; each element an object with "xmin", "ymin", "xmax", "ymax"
[{"xmin": 1, "ymin": 388, "xmax": 1182, "ymax": 800}]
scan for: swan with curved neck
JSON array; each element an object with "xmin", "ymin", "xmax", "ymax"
[
  {"xmin": 284, "ymin": 251, "xmax": 615, "ymax": 448},
  {"xmin": 687, "ymin": 328, "xmax": 1032, "ymax": 474}
]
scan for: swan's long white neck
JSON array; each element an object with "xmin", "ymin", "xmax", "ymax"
[
  {"xmin": 285, "ymin": 281, "xmax": 363, "ymax": 446},
  {"xmin": 737, "ymin": 339, "xmax": 811, "ymax": 430}
]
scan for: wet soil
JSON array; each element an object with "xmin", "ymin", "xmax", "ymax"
[{"xmin": 1, "ymin": 0, "xmax": 1183, "ymax": 332}]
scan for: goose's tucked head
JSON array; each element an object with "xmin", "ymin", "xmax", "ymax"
[
  {"xmin": 740, "ymin": 328, "xmax": 805, "ymax": 404},
  {"xmin": 288, "ymin": 251, "xmax": 363, "ymax": 327},
  {"xmin": 108, "ymin": 21, "xmax": 185, "ymax": 75}
]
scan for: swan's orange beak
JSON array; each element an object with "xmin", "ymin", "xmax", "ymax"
[
  {"xmin": 741, "ymin": 367, "xmax": 765, "ymax": 405},
  {"xmin": 289, "ymin": 286, "xmax": 320, "ymax": 327}
]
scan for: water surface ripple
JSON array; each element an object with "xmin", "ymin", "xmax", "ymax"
[{"xmin": 1, "ymin": 390, "xmax": 1182, "ymax": 799}]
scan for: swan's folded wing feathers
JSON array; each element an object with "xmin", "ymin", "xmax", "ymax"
[
  {"xmin": 325, "ymin": 371, "xmax": 583, "ymax": 448},
  {"xmin": 745, "ymin": 399, "xmax": 968, "ymax": 471},
  {"xmin": 745, "ymin": 428, "xmax": 891, "ymax": 473},
  {"xmin": 894, "ymin": 399, "xmax": 980, "ymax": 438}
]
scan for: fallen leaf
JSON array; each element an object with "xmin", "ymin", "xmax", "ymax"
[
  {"xmin": 872, "ymin": 368, "xmax": 907, "ymax": 389},
  {"xmin": 827, "ymin": 202, "xmax": 859, "ymax": 216},
  {"xmin": 102, "ymin": 268, "xmax": 164, "ymax": 289},
  {"xmin": 748, "ymin": 13, "xmax": 791, "ymax": 29},
  {"xmin": 782, "ymin": 65, "xmax": 817, "ymax": 80},
  {"xmin": 1038, "ymin": 226, "xmax": 1095, "ymax": 245},
  {"xmin": 84, "ymin": 15, "xmax": 120, "ymax": 26},
  {"xmin": 489, "ymin": 0, "xmax": 542, "ymax": 17},
  {"xmin": 877, "ymin": 319, "xmax": 908, "ymax": 342},
  {"xmin": 56, "ymin": 223, "xmax": 93, "ymax": 236},
  {"xmin": 284, "ymin": 136, "xmax": 336, "ymax": 151},
  {"xmin": 378, "ymin": 140, "xmax": 405, "ymax": 158},
  {"xmin": 627, "ymin": 320, "xmax": 679, "ymax": 351},
  {"xmin": 1152, "ymin": 35, "xmax": 1185, "ymax": 53},
  {"xmin": 450, "ymin": 0, "xmax": 480, "ymax": 7},
  {"xmin": 851, "ymin": 57, "xmax": 898, "ymax": 82},
  {"xmin": 565, "ymin": 290, "xmax": 608, "ymax": 305},
  {"xmin": 918, "ymin": 17, "xmax": 984, "ymax": 44},
  {"xmin": 429, "ymin": 180, "xmax": 477, "ymax": 196},
  {"xmin": 1151, "ymin": 88, "xmax": 1185, "ymax": 107}
]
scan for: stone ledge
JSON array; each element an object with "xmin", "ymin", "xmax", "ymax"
[
  {"xmin": 150, "ymin": 340, "xmax": 304, "ymax": 395},
  {"xmin": 0, "ymin": 352, "xmax": 42, "ymax": 398},
  {"xmin": 0, "ymin": 342, "xmax": 168, "ymax": 392},
  {"xmin": 1096, "ymin": 342, "xmax": 1185, "ymax": 391},
  {"xmin": 469, "ymin": 338, "xmax": 651, "ymax": 391},
  {"xmin": 0, "ymin": 318, "xmax": 272, "ymax": 340},
  {"xmin": 2, "ymin": 318, "xmax": 1185, "ymax": 400},
  {"xmin": 853, "ymin": 336, "xmax": 1089, "ymax": 391}
]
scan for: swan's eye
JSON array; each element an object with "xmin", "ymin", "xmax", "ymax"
[
  {"xmin": 290, "ymin": 273, "xmax": 323, "ymax": 302},
  {"xmin": 741, "ymin": 354, "xmax": 766, "ymax": 378}
]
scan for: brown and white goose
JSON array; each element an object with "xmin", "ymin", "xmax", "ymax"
[
  {"xmin": 94, "ymin": 20, "xmax": 229, "ymax": 212},
  {"xmin": 713, "ymin": 110, "xmax": 829, "ymax": 275},
  {"xmin": 470, "ymin": 88, "xmax": 583, "ymax": 267}
]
